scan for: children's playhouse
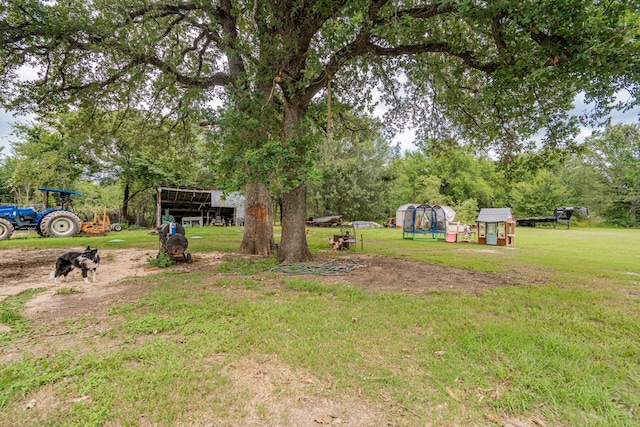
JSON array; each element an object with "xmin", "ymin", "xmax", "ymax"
[{"xmin": 476, "ymin": 208, "xmax": 515, "ymax": 246}]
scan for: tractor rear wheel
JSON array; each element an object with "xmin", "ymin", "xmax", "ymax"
[
  {"xmin": 0, "ymin": 218, "xmax": 14, "ymax": 241},
  {"xmin": 40, "ymin": 211, "xmax": 81, "ymax": 238}
]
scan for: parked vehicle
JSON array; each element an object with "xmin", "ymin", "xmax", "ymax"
[
  {"xmin": 0, "ymin": 188, "xmax": 83, "ymax": 241},
  {"xmin": 309, "ymin": 215, "xmax": 343, "ymax": 227},
  {"xmin": 349, "ymin": 221, "xmax": 381, "ymax": 229}
]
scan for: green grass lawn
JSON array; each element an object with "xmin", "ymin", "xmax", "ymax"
[{"xmin": 1, "ymin": 225, "xmax": 639, "ymax": 426}]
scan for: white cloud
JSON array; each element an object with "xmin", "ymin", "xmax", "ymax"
[
  {"xmin": 0, "ymin": 109, "xmax": 35, "ymax": 156},
  {"xmin": 390, "ymin": 91, "xmax": 639, "ymax": 153},
  {"xmin": 0, "ymin": 65, "xmax": 42, "ymax": 155},
  {"xmin": 392, "ymin": 128, "xmax": 417, "ymax": 152},
  {"xmin": 575, "ymin": 126, "xmax": 595, "ymax": 142},
  {"xmin": 0, "ymin": 109, "xmax": 18, "ymax": 155},
  {"xmin": 1, "ymin": 87, "xmax": 637, "ymax": 158}
]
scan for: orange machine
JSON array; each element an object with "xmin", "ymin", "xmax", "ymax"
[{"xmin": 81, "ymin": 206, "xmax": 112, "ymax": 236}]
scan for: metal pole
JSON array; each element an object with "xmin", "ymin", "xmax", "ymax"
[{"xmin": 156, "ymin": 187, "xmax": 162, "ymax": 227}]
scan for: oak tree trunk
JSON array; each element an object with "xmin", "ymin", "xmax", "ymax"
[
  {"xmin": 278, "ymin": 184, "xmax": 312, "ymax": 264},
  {"xmin": 277, "ymin": 101, "xmax": 313, "ymax": 264},
  {"xmin": 238, "ymin": 181, "xmax": 276, "ymax": 256}
]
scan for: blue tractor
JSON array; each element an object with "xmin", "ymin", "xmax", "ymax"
[{"xmin": 0, "ymin": 188, "xmax": 83, "ymax": 241}]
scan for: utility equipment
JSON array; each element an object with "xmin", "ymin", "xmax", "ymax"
[{"xmin": 0, "ymin": 188, "xmax": 83, "ymax": 241}]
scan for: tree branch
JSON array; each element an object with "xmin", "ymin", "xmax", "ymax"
[
  {"xmin": 303, "ymin": 2, "xmax": 494, "ymax": 102},
  {"xmin": 491, "ymin": 13, "xmax": 508, "ymax": 57}
]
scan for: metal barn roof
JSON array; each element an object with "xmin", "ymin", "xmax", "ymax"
[{"xmin": 158, "ymin": 187, "xmax": 212, "ymax": 210}]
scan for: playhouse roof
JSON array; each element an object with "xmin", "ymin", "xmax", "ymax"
[{"xmin": 477, "ymin": 208, "xmax": 513, "ymax": 222}]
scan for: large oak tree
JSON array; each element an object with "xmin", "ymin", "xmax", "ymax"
[{"xmin": 1, "ymin": 0, "xmax": 638, "ymax": 263}]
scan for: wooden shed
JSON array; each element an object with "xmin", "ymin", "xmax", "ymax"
[{"xmin": 476, "ymin": 208, "xmax": 515, "ymax": 246}]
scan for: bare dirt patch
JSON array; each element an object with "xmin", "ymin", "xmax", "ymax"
[
  {"xmin": 305, "ymin": 253, "xmax": 520, "ymax": 294},
  {"xmin": 0, "ymin": 247, "xmax": 226, "ymax": 320},
  {"xmin": 217, "ymin": 356, "xmax": 388, "ymax": 426},
  {"xmin": 0, "ymin": 247, "xmax": 156, "ymax": 301},
  {"xmin": 1, "ymin": 247, "xmax": 165, "ymax": 326},
  {"xmin": 1, "ymin": 247, "xmax": 525, "ymax": 426},
  {"xmin": 1, "ymin": 247, "xmax": 521, "ymax": 327}
]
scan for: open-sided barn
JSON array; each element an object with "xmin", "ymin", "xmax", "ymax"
[{"xmin": 156, "ymin": 187, "xmax": 245, "ymax": 227}]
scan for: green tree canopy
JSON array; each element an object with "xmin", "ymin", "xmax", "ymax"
[
  {"xmin": 509, "ymin": 169, "xmax": 568, "ymax": 218},
  {"xmin": 582, "ymin": 123, "xmax": 640, "ymax": 227},
  {"xmin": 8, "ymin": 119, "xmax": 86, "ymax": 201},
  {"xmin": 307, "ymin": 107, "xmax": 396, "ymax": 221},
  {"xmin": 388, "ymin": 146, "xmax": 503, "ymax": 213},
  {"xmin": 0, "ymin": 152, "xmax": 14, "ymax": 203},
  {"xmin": 62, "ymin": 108, "xmax": 207, "ymax": 224},
  {"xmin": 5, "ymin": 109, "xmax": 207, "ymax": 223}
]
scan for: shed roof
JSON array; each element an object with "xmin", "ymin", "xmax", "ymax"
[
  {"xmin": 158, "ymin": 187, "xmax": 213, "ymax": 209},
  {"xmin": 477, "ymin": 208, "xmax": 513, "ymax": 222}
]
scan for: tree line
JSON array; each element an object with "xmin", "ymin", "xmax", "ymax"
[{"xmin": 1, "ymin": 110, "xmax": 637, "ymax": 228}]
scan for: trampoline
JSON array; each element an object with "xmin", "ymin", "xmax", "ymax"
[{"xmin": 402, "ymin": 204, "xmax": 450, "ymax": 241}]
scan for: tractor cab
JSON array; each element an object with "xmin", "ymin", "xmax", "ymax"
[{"xmin": 38, "ymin": 187, "xmax": 81, "ymax": 211}]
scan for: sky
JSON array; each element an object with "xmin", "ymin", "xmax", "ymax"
[
  {"xmin": 0, "ymin": 108, "xmax": 23, "ymax": 154},
  {"xmin": 1, "ymin": 96, "xmax": 638, "ymax": 157}
]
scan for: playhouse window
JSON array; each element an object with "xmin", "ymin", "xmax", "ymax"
[
  {"xmin": 498, "ymin": 223, "xmax": 505, "ymax": 238},
  {"xmin": 478, "ymin": 222, "xmax": 486, "ymax": 238}
]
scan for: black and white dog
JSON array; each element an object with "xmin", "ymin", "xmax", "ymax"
[{"xmin": 49, "ymin": 246, "xmax": 100, "ymax": 284}]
